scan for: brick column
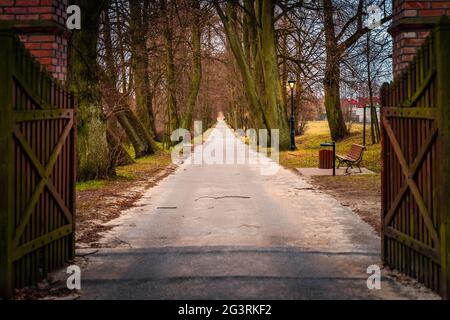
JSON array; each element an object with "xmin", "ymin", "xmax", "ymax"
[
  {"xmin": 0, "ymin": 0, "xmax": 69, "ymax": 81},
  {"xmin": 391, "ymin": 0, "xmax": 450, "ymax": 75}
]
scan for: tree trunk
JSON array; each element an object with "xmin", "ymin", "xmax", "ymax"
[
  {"xmin": 69, "ymin": 0, "xmax": 112, "ymax": 181},
  {"xmin": 215, "ymin": 0, "xmax": 290, "ymax": 150},
  {"xmin": 256, "ymin": 0, "xmax": 290, "ymax": 149},
  {"xmin": 366, "ymin": 31, "xmax": 380, "ymax": 144},
  {"xmin": 323, "ymin": 0, "xmax": 348, "ymax": 141},
  {"xmin": 323, "ymin": 63, "xmax": 348, "ymax": 140},
  {"xmin": 101, "ymin": 4, "xmax": 158, "ymax": 158},
  {"xmin": 161, "ymin": 0, "xmax": 179, "ymax": 138},
  {"xmin": 181, "ymin": 0, "xmax": 202, "ymax": 131},
  {"xmin": 125, "ymin": 108, "xmax": 159, "ymax": 153},
  {"xmin": 215, "ymin": 1, "xmax": 267, "ymax": 132},
  {"xmin": 115, "ymin": 0, "xmax": 128, "ymax": 93},
  {"xmin": 280, "ymin": 31, "xmax": 289, "ymax": 110},
  {"xmin": 295, "ymin": 79, "xmax": 303, "ymax": 135},
  {"xmin": 129, "ymin": 0, "xmax": 156, "ymax": 136},
  {"xmin": 115, "ymin": 113, "xmax": 147, "ymax": 157},
  {"xmin": 106, "ymin": 127, "xmax": 135, "ymax": 166},
  {"xmin": 102, "ymin": 88, "xmax": 159, "ymax": 158}
]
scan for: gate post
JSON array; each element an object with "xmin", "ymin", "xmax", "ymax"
[
  {"xmin": 435, "ymin": 17, "xmax": 450, "ymax": 300},
  {"xmin": 0, "ymin": 31, "xmax": 15, "ymax": 299}
]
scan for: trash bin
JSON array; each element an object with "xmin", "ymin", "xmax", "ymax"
[{"xmin": 319, "ymin": 149, "xmax": 334, "ymax": 169}]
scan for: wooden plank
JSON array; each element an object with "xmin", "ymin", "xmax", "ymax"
[
  {"xmin": 47, "ymin": 174, "xmax": 72, "ymax": 224},
  {"xmin": 382, "ymin": 107, "xmax": 437, "ymax": 119},
  {"xmin": 13, "ymin": 128, "xmax": 47, "ymax": 179},
  {"xmin": 12, "ymin": 118, "xmax": 74, "ymax": 244},
  {"xmin": 13, "ymin": 225, "xmax": 72, "ymax": 261},
  {"xmin": 383, "ymin": 122, "xmax": 438, "ymax": 225},
  {"xmin": 400, "ymin": 117, "xmax": 406, "ymax": 275},
  {"xmin": 0, "ymin": 31, "xmax": 15, "ymax": 298},
  {"xmin": 385, "ymin": 227, "xmax": 440, "ymax": 264},
  {"xmin": 12, "ymin": 175, "xmax": 47, "ymax": 247},
  {"xmin": 380, "ymin": 21, "xmax": 450, "ymax": 297},
  {"xmin": 69, "ymin": 99, "xmax": 76, "ymax": 260},
  {"xmin": 380, "ymin": 89, "xmax": 387, "ymax": 263},
  {"xmin": 13, "ymin": 73, "xmax": 53, "ymax": 110},
  {"xmin": 383, "ymin": 119, "xmax": 440, "ymax": 245},
  {"xmin": 435, "ymin": 18, "xmax": 450, "ymax": 300},
  {"xmin": 401, "ymin": 69, "xmax": 436, "ymax": 108},
  {"xmin": 14, "ymin": 109, "xmax": 73, "ymax": 122}
]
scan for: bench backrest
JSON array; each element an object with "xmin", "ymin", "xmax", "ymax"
[{"xmin": 346, "ymin": 144, "xmax": 365, "ymax": 161}]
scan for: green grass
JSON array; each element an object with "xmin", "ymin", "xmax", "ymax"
[
  {"xmin": 280, "ymin": 121, "xmax": 381, "ymax": 173},
  {"xmin": 115, "ymin": 150, "xmax": 172, "ymax": 180},
  {"xmin": 76, "ymin": 145, "xmax": 172, "ymax": 192},
  {"xmin": 76, "ymin": 180, "xmax": 106, "ymax": 192}
]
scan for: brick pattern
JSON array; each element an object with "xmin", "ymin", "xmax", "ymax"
[
  {"xmin": 394, "ymin": 0, "xmax": 450, "ymax": 19},
  {"xmin": 18, "ymin": 33, "xmax": 68, "ymax": 80},
  {"xmin": 0, "ymin": 0, "xmax": 69, "ymax": 81},
  {"xmin": 393, "ymin": 30, "xmax": 431, "ymax": 73},
  {"xmin": 392, "ymin": 0, "xmax": 450, "ymax": 75}
]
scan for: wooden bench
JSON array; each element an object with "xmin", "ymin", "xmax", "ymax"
[{"xmin": 336, "ymin": 144, "xmax": 366, "ymax": 173}]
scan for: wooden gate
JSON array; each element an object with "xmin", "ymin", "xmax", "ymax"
[
  {"xmin": 380, "ymin": 20, "xmax": 450, "ymax": 298},
  {"xmin": 0, "ymin": 31, "xmax": 76, "ymax": 298}
]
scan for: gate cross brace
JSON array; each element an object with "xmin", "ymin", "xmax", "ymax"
[
  {"xmin": 12, "ymin": 118, "xmax": 73, "ymax": 247},
  {"xmin": 401, "ymin": 69, "xmax": 436, "ymax": 108},
  {"xmin": 383, "ymin": 118, "xmax": 439, "ymax": 246}
]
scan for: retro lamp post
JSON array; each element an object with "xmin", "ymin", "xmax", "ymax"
[{"xmin": 288, "ymin": 79, "xmax": 297, "ymax": 151}]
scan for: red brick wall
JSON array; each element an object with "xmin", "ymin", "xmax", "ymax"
[
  {"xmin": 394, "ymin": 0, "xmax": 450, "ymax": 19},
  {"xmin": 392, "ymin": 0, "xmax": 450, "ymax": 75},
  {"xmin": 0, "ymin": 0, "xmax": 69, "ymax": 81}
]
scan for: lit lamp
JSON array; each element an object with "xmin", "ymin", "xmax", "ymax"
[{"xmin": 288, "ymin": 79, "xmax": 296, "ymax": 151}]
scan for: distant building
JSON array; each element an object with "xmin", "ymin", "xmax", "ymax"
[{"xmin": 341, "ymin": 97, "xmax": 381, "ymax": 123}]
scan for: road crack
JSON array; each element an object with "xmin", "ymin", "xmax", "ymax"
[
  {"xmin": 239, "ymin": 224, "xmax": 262, "ymax": 229},
  {"xmin": 195, "ymin": 196, "xmax": 251, "ymax": 202}
]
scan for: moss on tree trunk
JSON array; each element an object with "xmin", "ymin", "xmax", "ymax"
[
  {"xmin": 102, "ymin": 3, "xmax": 158, "ymax": 158},
  {"xmin": 130, "ymin": 0, "xmax": 156, "ymax": 136},
  {"xmin": 323, "ymin": 63, "xmax": 348, "ymax": 141},
  {"xmin": 69, "ymin": 0, "xmax": 112, "ymax": 181},
  {"xmin": 215, "ymin": 0, "xmax": 290, "ymax": 150},
  {"xmin": 181, "ymin": 0, "xmax": 202, "ymax": 131},
  {"xmin": 161, "ymin": 0, "xmax": 179, "ymax": 138},
  {"xmin": 323, "ymin": 0, "xmax": 349, "ymax": 141}
]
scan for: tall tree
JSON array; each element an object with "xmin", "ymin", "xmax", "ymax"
[
  {"xmin": 181, "ymin": 0, "xmax": 203, "ymax": 131},
  {"xmin": 321, "ymin": 0, "xmax": 391, "ymax": 140},
  {"xmin": 101, "ymin": 3, "xmax": 159, "ymax": 158},
  {"xmin": 323, "ymin": 0, "xmax": 348, "ymax": 140},
  {"xmin": 161, "ymin": 0, "xmax": 179, "ymax": 142},
  {"xmin": 129, "ymin": 0, "xmax": 156, "ymax": 136},
  {"xmin": 69, "ymin": 0, "xmax": 112, "ymax": 180},
  {"xmin": 365, "ymin": 31, "xmax": 380, "ymax": 144},
  {"xmin": 215, "ymin": 0, "xmax": 290, "ymax": 150}
]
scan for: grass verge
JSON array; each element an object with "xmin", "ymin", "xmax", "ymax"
[
  {"xmin": 279, "ymin": 121, "xmax": 381, "ymax": 173},
  {"xmin": 279, "ymin": 121, "xmax": 382, "ymax": 235}
]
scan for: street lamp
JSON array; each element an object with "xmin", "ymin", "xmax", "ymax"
[{"xmin": 288, "ymin": 79, "xmax": 296, "ymax": 151}]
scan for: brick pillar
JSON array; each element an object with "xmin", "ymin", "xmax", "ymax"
[
  {"xmin": 391, "ymin": 0, "xmax": 450, "ymax": 76},
  {"xmin": 0, "ymin": 0, "xmax": 69, "ymax": 81}
]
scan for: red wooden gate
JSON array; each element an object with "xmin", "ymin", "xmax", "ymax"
[
  {"xmin": 380, "ymin": 20, "xmax": 450, "ymax": 298},
  {"xmin": 0, "ymin": 31, "xmax": 76, "ymax": 298}
]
